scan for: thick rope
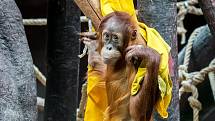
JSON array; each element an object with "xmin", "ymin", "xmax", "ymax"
[
  {"xmin": 178, "ymin": 12, "xmax": 215, "ymax": 120},
  {"xmin": 208, "ymin": 59, "xmax": 215, "ymax": 101},
  {"xmin": 178, "ymin": 26, "xmax": 204, "ymax": 83},
  {"xmin": 78, "ymin": 19, "xmax": 93, "ymax": 58},
  {"xmin": 177, "ymin": 0, "xmax": 198, "ymax": 6},
  {"xmin": 37, "ymin": 97, "xmax": 45, "ymax": 112},
  {"xmin": 181, "ymin": 80, "xmax": 202, "ymax": 121},
  {"xmin": 177, "ymin": 0, "xmax": 203, "ymax": 45},
  {"xmin": 178, "ymin": 24, "xmax": 215, "ymax": 121},
  {"xmin": 23, "ymin": 16, "xmax": 89, "ymax": 26},
  {"xmin": 178, "ymin": 21, "xmax": 215, "ymax": 121},
  {"xmin": 179, "ymin": 58, "xmax": 215, "ymax": 121},
  {"xmin": 34, "ymin": 66, "xmax": 46, "ymax": 112},
  {"xmin": 23, "ymin": 19, "xmax": 47, "ymax": 26},
  {"xmin": 179, "ymin": 59, "xmax": 215, "ymax": 97},
  {"xmin": 34, "ymin": 65, "xmax": 46, "ymax": 86},
  {"xmin": 183, "ymin": 25, "xmax": 205, "ymax": 66}
]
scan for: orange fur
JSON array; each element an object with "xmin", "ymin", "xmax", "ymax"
[{"xmin": 89, "ymin": 12, "xmax": 160, "ymax": 121}]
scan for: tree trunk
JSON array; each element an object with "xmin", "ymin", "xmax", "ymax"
[
  {"xmin": 44, "ymin": 0, "xmax": 81, "ymax": 121},
  {"xmin": 198, "ymin": 0, "xmax": 215, "ymax": 35},
  {"xmin": 137, "ymin": 0, "xmax": 179, "ymax": 121},
  {"xmin": 0, "ymin": 0, "xmax": 37, "ymax": 120}
]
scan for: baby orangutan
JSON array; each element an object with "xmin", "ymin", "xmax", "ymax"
[{"xmin": 80, "ymin": 11, "xmax": 160, "ymax": 121}]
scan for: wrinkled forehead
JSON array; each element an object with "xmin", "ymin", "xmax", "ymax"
[{"xmin": 102, "ymin": 17, "xmax": 127, "ymax": 33}]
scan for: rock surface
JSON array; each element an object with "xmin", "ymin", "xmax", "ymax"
[{"xmin": 0, "ymin": 0, "xmax": 37, "ymax": 120}]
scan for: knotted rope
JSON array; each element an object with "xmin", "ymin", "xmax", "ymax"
[
  {"xmin": 178, "ymin": 25, "xmax": 215, "ymax": 121},
  {"xmin": 177, "ymin": 0, "xmax": 203, "ymax": 45},
  {"xmin": 179, "ymin": 58, "xmax": 215, "ymax": 121}
]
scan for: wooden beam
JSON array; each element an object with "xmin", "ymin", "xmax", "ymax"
[{"xmin": 74, "ymin": 0, "xmax": 102, "ymax": 30}]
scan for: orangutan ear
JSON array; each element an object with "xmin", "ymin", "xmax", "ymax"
[{"xmin": 131, "ymin": 29, "xmax": 137, "ymax": 40}]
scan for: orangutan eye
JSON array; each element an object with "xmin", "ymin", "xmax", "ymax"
[
  {"xmin": 103, "ymin": 33, "xmax": 110, "ymax": 40},
  {"xmin": 131, "ymin": 30, "xmax": 137, "ymax": 40},
  {"xmin": 112, "ymin": 35, "xmax": 118, "ymax": 40}
]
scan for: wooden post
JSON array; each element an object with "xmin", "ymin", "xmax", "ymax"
[
  {"xmin": 137, "ymin": 0, "xmax": 179, "ymax": 121},
  {"xmin": 44, "ymin": 0, "xmax": 81, "ymax": 120}
]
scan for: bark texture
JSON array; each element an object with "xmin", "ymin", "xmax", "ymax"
[
  {"xmin": 0, "ymin": 0, "xmax": 37, "ymax": 120},
  {"xmin": 44, "ymin": 0, "xmax": 81, "ymax": 121},
  {"xmin": 137, "ymin": 0, "xmax": 179, "ymax": 121},
  {"xmin": 198, "ymin": 0, "xmax": 215, "ymax": 35}
]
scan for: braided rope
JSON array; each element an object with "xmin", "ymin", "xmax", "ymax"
[
  {"xmin": 178, "ymin": 24, "xmax": 215, "ymax": 121},
  {"xmin": 208, "ymin": 59, "xmax": 215, "ymax": 101},
  {"xmin": 23, "ymin": 19, "xmax": 47, "ymax": 26},
  {"xmin": 177, "ymin": 0, "xmax": 203, "ymax": 45},
  {"xmin": 37, "ymin": 97, "xmax": 45, "ymax": 112},
  {"xmin": 183, "ymin": 26, "xmax": 201, "ymax": 66},
  {"xmin": 177, "ymin": 0, "xmax": 198, "ymax": 7},
  {"xmin": 178, "ymin": 13, "xmax": 215, "ymax": 120},
  {"xmin": 177, "ymin": 4, "xmax": 188, "ymax": 44},
  {"xmin": 23, "ymin": 16, "xmax": 89, "ymax": 26},
  {"xmin": 178, "ymin": 26, "xmax": 203, "ymax": 83},
  {"xmin": 34, "ymin": 65, "xmax": 46, "ymax": 112},
  {"xmin": 78, "ymin": 19, "xmax": 92, "ymax": 58},
  {"xmin": 179, "ymin": 58, "xmax": 215, "ymax": 121},
  {"xmin": 34, "ymin": 65, "xmax": 46, "ymax": 86},
  {"xmin": 178, "ymin": 20, "xmax": 215, "ymax": 121},
  {"xmin": 181, "ymin": 80, "xmax": 201, "ymax": 121}
]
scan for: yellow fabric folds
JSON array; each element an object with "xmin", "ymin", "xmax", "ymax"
[
  {"xmin": 131, "ymin": 68, "xmax": 146, "ymax": 95},
  {"xmin": 138, "ymin": 23, "xmax": 172, "ymax": 118},
  {"xmin": 84, "ymin": 65, "xmax": 107, "ymax": 121},
  {"xmin": 84, "ymin": 0, "xmax": 172, "ymax": 120},
  {"xmin": 100, "ymin": 0, "xmax": 136, "ymax": 19}
]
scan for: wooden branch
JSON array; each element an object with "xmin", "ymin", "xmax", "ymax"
[
  {"xmin": 198, "ymin": 0, "xmax": 215, "ymax": 35},
  {"xmin": 74, "ymin": 0, "xmax": 102, "ymax": 30}
]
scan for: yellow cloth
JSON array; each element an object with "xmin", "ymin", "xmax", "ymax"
[
  {"xmin": 84, "ymin": 65, "xmax": 107, "ymax": 121},
  {"xmin": 84, "ymin": 0, "xmax": 172, "ymax": 120},
  {"xmin": 138, "ymin": 23, "xmax": 172, "ymax": 118}
]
